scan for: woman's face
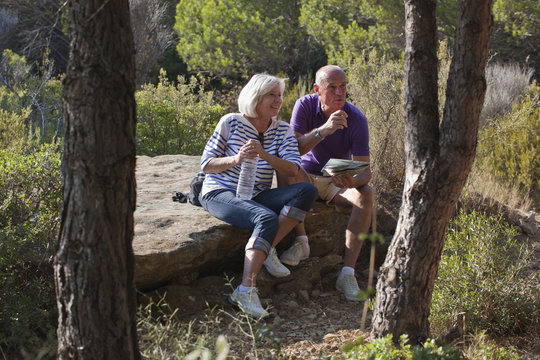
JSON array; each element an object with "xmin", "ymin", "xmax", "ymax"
[{"xmin": 255, "ymin": 84, "xmax": 283, "ymax": 120}]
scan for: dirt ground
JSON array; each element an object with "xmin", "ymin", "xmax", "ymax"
[
  {"xmin": 166, "ymin": 242, "xmax": 539, "ymax": 360},
  {"xmin": 154, "ymin": 202, "xmax": 540, "ymax": 359}
]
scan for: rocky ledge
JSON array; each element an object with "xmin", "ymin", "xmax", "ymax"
[{"xmin": 133, "ymin": 155, "xmax": 399, "ymax": 293}]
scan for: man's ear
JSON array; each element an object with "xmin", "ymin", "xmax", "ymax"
[{"xmin": 313, "ymin": 83, "xmax": 320, "ymax": 95}]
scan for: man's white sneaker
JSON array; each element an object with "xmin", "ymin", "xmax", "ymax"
[
  {"xmin": 229, "ymin": 287, "xmax": 269, "ymax": 319},
  {"xmin": 336, "ymin": 275, "xmax": 361, "ymax": 302},
  {"xmin": 280, "ymin": 240, "xmax": 309, "ymax": 266},
  {"xmin": 263, "ymin": 247, "xmax": 290, "ymax": 277}
]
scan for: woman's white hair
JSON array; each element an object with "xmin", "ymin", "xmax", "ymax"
[{"xmin": 238, "ymin": 74, "xmax": 286, "ymax": 118}]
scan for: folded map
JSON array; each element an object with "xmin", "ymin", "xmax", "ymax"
[{"xmin": 321, "ymin": 158, "xmax": 370, "ymax": 177}]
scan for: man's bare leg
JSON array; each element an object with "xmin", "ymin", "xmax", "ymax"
[{"xmin": 331, "ymin": 185, "xmax": 374, "ymax": 267}]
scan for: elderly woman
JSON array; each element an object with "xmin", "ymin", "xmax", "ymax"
[{"xmin": 199, "ymin": 74, "xmax": 318, "ymax": 318}]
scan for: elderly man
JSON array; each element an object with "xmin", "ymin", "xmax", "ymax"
[{"xmin": 279, "ymin": 65, "xmax": 374, "ymax": 301}]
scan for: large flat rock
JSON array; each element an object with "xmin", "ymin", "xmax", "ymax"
[{"xmin": 133, "ymin": 155, "xmax": 397, "ymax": 290}]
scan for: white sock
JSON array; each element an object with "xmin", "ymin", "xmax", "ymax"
[
  {"xmin": 338, "ymin": 266, "xmax": 355, "ymax": 280},
  {"xmin": 296, "ymin": 235, "xmax": 309, "ymax": 248},
  {"xmin": 238, "ymin": 284, "xmax": 255, "ymax": 293}
]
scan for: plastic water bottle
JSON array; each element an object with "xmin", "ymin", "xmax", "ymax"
[{"xmin": 236, "ymin": 158, "xmax": 258, "ymax": 200}]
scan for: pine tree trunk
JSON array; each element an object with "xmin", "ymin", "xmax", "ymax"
[
  {"xmin": 371, "ymin": 0, "xmax": 493, "ymax": 344},
  {"xmin": 54, "ymin": 0, "xmax": 140, "ymax": 358}
]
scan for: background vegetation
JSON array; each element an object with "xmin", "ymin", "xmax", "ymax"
[{"xmin": 0, "ymin": 0, "xmax": 538, "ymax": 358}]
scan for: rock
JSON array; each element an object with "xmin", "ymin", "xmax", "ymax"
[{"xmin": 133, "ymin": 155, "xmax": 397, "ymax": 290}]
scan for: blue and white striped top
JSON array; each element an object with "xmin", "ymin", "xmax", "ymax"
[{"xmin": 200, "ymin": 113, "xmax": 301, "ymax": 197}]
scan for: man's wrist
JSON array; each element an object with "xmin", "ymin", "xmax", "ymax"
[{"xmin": 313, "ymin": 128, "xmax": 324, "ymax": 140}]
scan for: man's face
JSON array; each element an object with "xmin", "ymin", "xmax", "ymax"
[{"xmin": 315, "ymin": 70, "xmax": 347, "ymax": 114}]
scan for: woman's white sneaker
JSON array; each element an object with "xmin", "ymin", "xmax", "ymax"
[
  {"xmin": 263, "ymin": 247, "xmax": 290, "ymax": 277},
  {"xmin": 229, "ymin": 287, "xmax": 269, "ymax": 319}
]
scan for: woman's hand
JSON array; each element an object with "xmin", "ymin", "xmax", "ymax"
[{"xmin": 239, "ymin": 139, "xmax": 264, "ymax": 160}]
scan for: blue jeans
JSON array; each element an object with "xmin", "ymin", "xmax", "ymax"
[{"xmin": 200, "ymin": 182, "xmax": 318, "ymax": 254}]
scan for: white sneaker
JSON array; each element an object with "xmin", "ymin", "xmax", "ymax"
[
  {"xmin": 263, "ymin": 247, "xmax": 290, "ymax": 277},
  {"xmin": 336, "ymin": 275, "xmax": 361, "ymax": 301},
  {"xmin": 280, "ymin": 239, "xmax": 309, "ymax": 266},
  {"xmin": 229, "ymin": 287, "xmax": 269, "ymax": 318}
]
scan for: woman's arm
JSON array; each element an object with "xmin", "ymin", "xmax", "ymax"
[
  {"xmin": 251, "ymin": 139, "xmax": 299, "ymax": 177},
  {"xmin": 203, "ymin": 140, "xmax": 257, "ymax": 173}
]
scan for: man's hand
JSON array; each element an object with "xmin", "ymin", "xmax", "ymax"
[
  {"xmin": 319, "ymin": 110, "xmax": 348, "ymax": 137},
  {"xmin": 331, "ymin": 173, "xmax": 357, "ymax": 188}
]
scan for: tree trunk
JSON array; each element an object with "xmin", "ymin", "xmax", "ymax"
[
  {"xmin": 371, "ymin": 0, "xmax": 493, "ymax": 344},
  {"xmin": 54, "ymin": 0, "xmax": 140, "ymax": 359}
]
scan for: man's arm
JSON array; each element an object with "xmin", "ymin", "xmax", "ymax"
[{"xmin": 296, "ymin": 110, "xmax": 349, "ymax": 155}]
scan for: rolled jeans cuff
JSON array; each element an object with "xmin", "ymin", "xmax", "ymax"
[
  {"xmin": 280, "ymin": 205, "xmax": 308, "ymax": 222},
  {"xmin": 245, "ymin": 236, "xmax": 272, "ymax": 255}
]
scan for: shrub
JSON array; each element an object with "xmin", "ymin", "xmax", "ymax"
[
  {"xmin": 136, "ymin": 70, "xmax": 225, "ymax": 156},
  {"xmin": 475, "ymin": 84, "xmax": 540, "ymax": 207},
  {"xmin": 481, "ymin": 62, "xmax": 535, "ymax": 125},
  {"xmin": 340, "ymin": 334, "xmax": 465, "ymax": 359},
  {"xmin": 0, "ymin": 49, "xmax": 63, "ymax": 144},
  {"xmin": 281, "ymin": 73, "xmax": 314, "ymax": 123},
  {"xmin": 0, "ymin": 87, "xmax": 32, "ymax": 152},
  {"xmin": 431, "ymin": 210, "xmax": 539, "ymax": 337},
  {"xmin": 347, "ymin": 50, "xmax": 406, "ymax": 192},
  {"xmin": 461, "ymin": 331, "xmax": 519, "ymax": 360},
  {"xmin": 0, "ymin": 145, "xmax": 62, "ymax": 357}
]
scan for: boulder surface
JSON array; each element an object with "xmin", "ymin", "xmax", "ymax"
[{"xmin": 133, "ymin": 155, "xmax": 398, "ymax": 291}]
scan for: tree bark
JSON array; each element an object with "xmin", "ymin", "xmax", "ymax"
[
  {"xmin": 54, "ymin": 0, "xmax": 140, "ymax": 359},
  {"xmin": 371, "ymin": 0, "xmax": 493, "ymax": 344}
]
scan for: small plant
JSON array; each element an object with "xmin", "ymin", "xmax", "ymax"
[
  {"xmin": 137, "ymin": 294, "xmax": 228, "ymax": 359},
  {"xmin": 339, "ymin": 334, "xmax": 465, "ymax": 359},
  {"xmin": 461, "ymin": 331, "xmax": 519, "ymax": 360},
  {"xmin": 431, "ymin": 210, "xmax": 539, "ymax": 337}
]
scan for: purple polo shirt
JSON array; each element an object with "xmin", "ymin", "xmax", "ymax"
[{"xmin": 290, "ymin": 94, "xmax": 370, "ymax": 176}]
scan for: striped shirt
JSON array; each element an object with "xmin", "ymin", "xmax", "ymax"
[{"xmin": 201, "ymin": 113, "xmax": 301, "ymax": 197}]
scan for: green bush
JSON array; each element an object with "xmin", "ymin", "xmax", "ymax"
[
  {"xmin": 136, "ymin": 70, "xmax": 225, "ymax": 156},
  {"xmin": 339, "ymin": 334, "xmax": 465, "ymax": 360},
  {"xmin": 0, "ymin": 49, "xmax": 63, "ymax": 144},
  {"xmin": 431, "ymin": 210, "xmax": 539, "ymax": 337},
  {"xmin": 475, "ymin": 84, "xmax": 539, "ymax": 206},
  {"xmin": 0, "ymin": 145, "xmax": 62, "ymax": 357},
  {"xmin": 347, "ymin": 50, "xmax": 406, "ymax": 192}
]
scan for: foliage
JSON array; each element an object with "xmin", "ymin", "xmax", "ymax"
[
  {"xmin": 0, "ymin": 0, "xmax": 69, "ymax": 75},
  {"xmin": 475, "ymin": 83, "xmax": 540, "ymax": 205},
  {"xmin": 339, "ymin": 334, "xmax": 465, "ymax": 359},
  {"xmin": 0, "ymin": 145, "xmax": 62, "ymax": 358},
  {"xmin": 174, "ymin": 0, "xmax": 324, "ymax": 79},
  {"xmin": 0, "ymin": 87, "xmax": 32, "ymax": 152},
  {"xmin": 299, "ymin": 0, "xmax": 404, "ymax": 66},
  {"xmin": 280, "ymin": 72, "xmax": 314, "ymax": 122},
  {"xmin": 0, "ymin": 49, "xmax": 63, "ymax": 144},
  {"xmin": 347, "ymin": 49, "xmax": 406, "ymax": 192},
  {"xmin": 137, "ymin": 290, "xmax": 285, "ymax": 359},
  {"xmin": 135, "ymin": 70, "xmax": 225, "ymax": 156},
  {"xmin": 493, "ymin": 0, "xmax": 540, "ymax": 40},
  {"xmin": 130, "ymin": 0, "xmax": 174, "ymax": 86},
  {"xmin": 461, "ymin": 331, "xmax": 519, "ymax": 360},
  {"xmin": 431, "ymin": 210, "xmax": 539, "ymax": 337},
  {"xmin": 481, "ymin": 62, "xmax": 535, "ymax": 124},
  {"xmin": 137, "ymin": 296, "xmax": 228, "ymax": 359}
]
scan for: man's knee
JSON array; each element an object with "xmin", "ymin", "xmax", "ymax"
[{"xmin": 355, "ymin": 184, "xmax": 374, "ymax": 209}]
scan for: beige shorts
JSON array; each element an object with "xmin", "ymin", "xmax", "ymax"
[{"xmin": 306, "ymin": 173, "xmax": 342, "ymax": 204}]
